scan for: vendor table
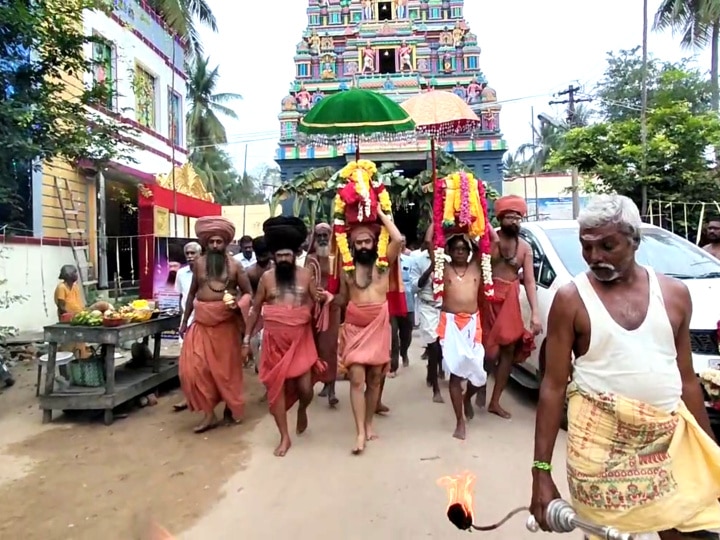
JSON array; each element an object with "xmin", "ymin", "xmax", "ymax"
[{"xmin": 39, "ymin": 315, "xmax": 181, "ymax": 425}]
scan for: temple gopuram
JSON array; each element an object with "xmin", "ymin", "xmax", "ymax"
[{"xmin": 276, "ymin": 0, "xmax": 507, "ymax": 193}]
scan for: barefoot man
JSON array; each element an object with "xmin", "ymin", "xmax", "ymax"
[
  {"xmin": 306, "ymin": 222, "xmax": 342, "ymax": 407},
  {"xmin": 531, "ymin": 195, "xmax": 720, "ymax": 540},
  {"xmin": 432, "ymin": 231, "xmax": 493, "ymax": 440},
  {"xmin": 338, "ymin": 209, "xmax": 403, "ymax": 454},
  {"xmin": 242, "ymin": 235, "xmax": 273, "ymax": 373},
  {"xmin": 482, "ymin": 195, "xmax": 541, "ymax": 419},
  {"xmin": 243, "ymin": 216, "xmax": 330, "ymax": 457},
  {"xmin": 178, "ymin": 216, "xmax": 252, "ymax": 433}
]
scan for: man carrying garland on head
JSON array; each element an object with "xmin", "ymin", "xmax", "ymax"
[
  {"xmin": 481, "ymin": 195, "xmax": 541, "ymax": 420},
  {"xmin": 305, "ymin": 222, "xmax": 342, "ymax": 407},
  {"xmin": 337, "ymin": 212, "xmax": 403, "ymax": 455},
  {"xmin": 179, "ymin": 216, "xmax": 253, "ymax": 434},
  {"xmin": 243, "ymin": 216, "xmax": 331, "ymax": 457}
]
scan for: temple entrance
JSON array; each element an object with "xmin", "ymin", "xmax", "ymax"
[
  {"xmin": 379, "ymin": 48, "xmax": 396, "ymax": 74},
  {"xmin": 377, "ymin": 1, "xmax": 393, "ymax": 20}
]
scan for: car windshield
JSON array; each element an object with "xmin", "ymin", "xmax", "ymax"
[{"xmin": 544, "ymin": 227, "xmax": 720, "ymax": 279}]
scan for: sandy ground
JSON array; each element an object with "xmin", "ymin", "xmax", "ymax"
[
  {"xmin": 0, "ymin": 343, "xmax": 266, "ymax": 540},
  {"xmin": 0, "ymin": 336, "xmax": 572, "ymax": 540}
]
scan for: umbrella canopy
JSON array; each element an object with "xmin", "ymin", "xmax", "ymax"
[
  {"xmin": 401, "ymin": 90, "xmax": 481, "ymax": 139},
  {"xmin": 298, "ymin": 88, "xmax": 416, "ymax": 144}
]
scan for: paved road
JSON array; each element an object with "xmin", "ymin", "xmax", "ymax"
[{"xmin": 182, "ymin": 341, "xmax": 568, "ymax": 540}]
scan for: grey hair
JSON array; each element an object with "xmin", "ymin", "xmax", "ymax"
[
  {"xmin": 184, "ymin": 241, "xmax": 201, "ymax": 253},
  {"xmin": 577, "ymin": 194, "xmax": 642, "ymax": 245},
  {"xmin": 59, "ymin": 264, "xmax": 77, "ymax": 280}
]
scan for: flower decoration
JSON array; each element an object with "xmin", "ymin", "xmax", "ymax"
[
  {"xmin": 433, "ymin": 171, "xmax": 495, "ymax": 301},
  {"xmin": 700, "ymin": 369, "xmax": 720, "ymax": 410},
  {"xmin": 333, "ymin": 159, "xmax": 392, "ymax": 274}
]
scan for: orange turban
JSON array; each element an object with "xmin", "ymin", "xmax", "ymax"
[
  {"xmin": 495, "ymin": 195, "xmax": 527, "ymax": 218},
  {"xmin": 195, "ymin": 216, "xmax": 236, "ymax": 246},
  {"xmin": 349, "ymin": 223, "xmax": 381, "ymax": 243},
  {"xmin": 315, "ymin": 222, "xmax": 332, "ymax": 234}
]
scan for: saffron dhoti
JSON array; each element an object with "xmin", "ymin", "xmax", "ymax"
[
  {"xmin": 338, "ymin": 301, "xmax": 390, "ymax": 373},
  {"xmin": 437, "ymin": 311, "xmax": 487, "ymax": 387},
  {"xmin": 259, "ymin": 304, "xmax": 325, "ymax": 410},
  {"xmin": 481, "ymin": 277, "xmax": 535, "ymax": 363},
  {"xmin": 179, "ymin": 300, "xmax": 245, "ymax": 419},
  {"xmin": 566, "ymin": 383, "xmax": 720, "ymax": 536}
]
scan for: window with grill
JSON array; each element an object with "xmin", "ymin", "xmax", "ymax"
[
  {"xmin": 92, "ymin": 38, "xmax": 115, "ymax": 110},
  {"xmin": 429, "ymin": 7, "xmax": 441, "ymax": 18},
  {"xmin": 134, "ymin": 65, "xmax": 157, "ymax": 129},
  {"xmin": 330, "ymin": 11, "xmax": 341, "ymax": 23},
  {"xmin": 168, "ymin": 90, "xmax": 182, "ymax": 146},
  {"xmin": 296, "ymin": 63, "xmax": 310, "ymax": 78},
  {"xmin": 465, "ymin": 56, "xmax": 478, "ymax": 70}
]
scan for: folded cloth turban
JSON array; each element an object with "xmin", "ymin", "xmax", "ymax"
[
  {"xmin": 315, "ymin": 222, "xmax": 332, "ymax": 234},
  {"xmin": 349, "ymin": 223, "xmax": 381, "ymax": 243},
  {"xmin": 494, "ymin": 195, "xmax": 528, "ymax": 218},
  {"xmin": 195, "ymin": 216, "xmax": 236, "ymax": 246},
  {"xmin": 263, "ymin": 216, "xmax": 308, "ymax": 253}
]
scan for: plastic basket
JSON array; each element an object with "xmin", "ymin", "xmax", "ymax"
[{"xmin": 69, "ymin": 358, "xmax": 106, "ymax": 387}]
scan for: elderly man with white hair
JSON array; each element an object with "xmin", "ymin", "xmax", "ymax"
[{"xmin": 530, "ymin": 194, "xmax": 720, "ymax": 540}]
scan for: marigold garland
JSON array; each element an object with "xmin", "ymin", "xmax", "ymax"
[
  {"xmin": 333, "ymin": 159, "xmax": 392, "ymax": 274},
  {"xmin": 433, "ymin": 171, "xmax": 496, "ymax": 301}
]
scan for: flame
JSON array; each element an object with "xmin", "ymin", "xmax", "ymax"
[
  {"xmin": 149, "ymin": 523, "xmax": 175, "ymax": 539},
  {"xmin": 437, "ymin": 471, "xmax": 476, "ymax": 530}
]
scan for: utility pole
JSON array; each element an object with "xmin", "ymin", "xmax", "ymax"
[{"xmin": 550, "ymin": 85, "xmax": 591, "ymax": 218}]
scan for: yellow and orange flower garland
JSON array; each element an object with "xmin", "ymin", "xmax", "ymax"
[
  {"xmin": 333, "ymin": 159, "xmax": 392, "ymax": 273},
  {"xmin": 433, "ymin": 170, "xmax": 495, "ymax": 300}
]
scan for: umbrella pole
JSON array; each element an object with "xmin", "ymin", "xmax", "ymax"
[
  {"xmin": 431, "ymin": 138, "xmax": 437, "ymax": 183},
  {"xmin": 355, "ymin": 134, "xmax": 360, "ymax": 161}
]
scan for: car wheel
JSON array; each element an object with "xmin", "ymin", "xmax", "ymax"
[{"xmin": 538, "ymin": 339, "xmax": 568, "ymax": 432}]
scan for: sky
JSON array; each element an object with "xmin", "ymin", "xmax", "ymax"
[{"xmin": 197, "ymin": 0, "xmax": 713, "ymax": 175}]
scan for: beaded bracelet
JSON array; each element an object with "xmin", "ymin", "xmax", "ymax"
[{"xmin": 532, "ymin": 460, "xmax": 552, "ymax": 472}]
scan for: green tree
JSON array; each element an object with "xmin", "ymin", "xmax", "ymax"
[
  {"xmin": 0, "ymin": 0, "xmax": 134, "ymax": 229},
  {"xmin": 148, "ymin": 0, "xmax": 217, "ymax": 57},
  {"xmin": 654, "ymin": 0, "xmax": 720, "ymax": 110}
]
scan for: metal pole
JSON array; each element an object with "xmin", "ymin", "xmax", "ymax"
[
  {"xmin": 97, "ymin": 171, "xmax": 108, "ymax": 288},
  {"xmin": 640, "ymin": 0, "xmax": 649, "ymax": 217},
  {"xmin": 530, "ymin": 106, "xmax": 539, "ymax": 220},
  {"xmin": 241, "ymin": 144, "xmax": 248, "ymax": 235},
  {"xmin": 170, "ymin": 34, "xmax": 178, "ymax": 235}
]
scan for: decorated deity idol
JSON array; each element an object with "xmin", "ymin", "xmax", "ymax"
[
  {"xmin": 452, "ymin": 21, "xmax": 465, "ymax": 47},
  {"xmin": 362, "ymin": 42, "xmax": 375, "ymax": 74},
  {"xmin": 396, "ymin": 0, "xmax": 408, "ymax": 18},
  {"xmin": 362, "ymin": 0, "xmax": 373, "ymax": 20},
  {"xmin": 296, "ymin": 86, "xmax": 312, "ymax": 111},
  {"xmin": 467, "ymin": 80, "xmax": 482, "ymax": 105},
  {"xmin": 398, "ymin": 41, "xmax": 413, "ymax": 72}
]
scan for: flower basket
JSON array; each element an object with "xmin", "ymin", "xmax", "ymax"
[
  {"xmin": 333, "ymin": 159, "xmax": 393, "ymax": 273},
  {"xmin": 700, "ymin": 369, "xmax": 720, "ymax": 410},
  {"xmin": 69, "ymin": 357, "xmax": 106, "ymax": 388},
  {"xmin": 432, "ymin": 171, "xmax": 495, "ymax": 301}
]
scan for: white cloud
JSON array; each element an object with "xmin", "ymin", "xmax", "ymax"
[{"xmin": 198, "ymin": 0, "xmax": 712, "ymax": 174}]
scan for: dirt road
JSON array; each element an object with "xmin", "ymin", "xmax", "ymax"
[{"xmin": 181, "ymin": 356, "xmax": 568, "ymax": 540}]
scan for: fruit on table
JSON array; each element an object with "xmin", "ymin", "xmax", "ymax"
[
  {"xmin": 70, "ymin": 311, "xmax": 102, "ymax": 326},
  {"xmin": 131, "ymin": 299, "xmax": 149, "ymax": 310}
]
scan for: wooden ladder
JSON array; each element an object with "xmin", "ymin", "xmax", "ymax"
[{"xmin": 53, "ymin": 177, "xmax": 97, "ymax": 304}]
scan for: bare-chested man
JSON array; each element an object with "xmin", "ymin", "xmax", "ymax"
[
  {"xmin": 337, "ymin": 209, "xmax": 403, "ymax": 455},
  {"xmin": 482, "ymin": 195, "xmax": 541, "ymax": 419},
  {"xmin": 245, "ymin": 235, "xmax": 274, "ymax": 292},
  {"xmin": 178, "ymin": 216, "xmax": 253, "ymax": 433},
  {"xmin": 243, "ymin": 216, "xmax": 330, "ymax": 457},
  {"xmin": 305, "ymin": 222, "xmax": 342, "ymax": 407},
  {"xmin": 702, "ymin": 216, "xmax": 720, "ymax": 260},
  {"xmin": 531, "ymin": 194, "xmax": 720, "ymax": 540},
  {"xmin": 429, "ymin": 225, "xmax": 497, "ymax": 440}
]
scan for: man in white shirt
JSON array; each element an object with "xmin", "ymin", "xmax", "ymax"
[
  {"xmin": 233, "ymin": 235, "xmax": 256, "ymax": 269},
  {"xmin": 172, "ymin": 241, "xmax": 201, "ymax": 412}
]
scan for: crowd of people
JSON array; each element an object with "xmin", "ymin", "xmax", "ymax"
[
  {"xmin": 48, "ymin": 188, "xmax": 720, "ymax": 538},
  {"xmin": 162, "ymin": 191, "xmax": 720, "ymax": 539}
]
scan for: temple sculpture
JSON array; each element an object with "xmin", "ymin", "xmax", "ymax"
[
  {"xmin": 155, "ymin": 163, "xmax": 215, "ymax": 202},
  {"xmin": 276, "ymin": 0, "xmax": 506, "ymax": 194}
]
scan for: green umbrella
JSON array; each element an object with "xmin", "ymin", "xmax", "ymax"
[{"xmin": 298, "ymin": 89, "xmax": 416, "ymax": 159}]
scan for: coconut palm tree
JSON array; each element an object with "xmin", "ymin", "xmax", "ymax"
[
  {"xmin": 148, "ymin": 0, "xmax": 217, "ymax": 57},
  {"xmin": 654, "ymin": 0, "xmax": 720, "ymax": 111},
  {"xmin": 186, "ymin": 56, "xmax": 242, "ymax": 147}
]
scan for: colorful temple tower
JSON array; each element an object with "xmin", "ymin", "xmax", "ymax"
[{"xmin": 275, "ymin": 0, "xmax": 507, "ymax": 194}]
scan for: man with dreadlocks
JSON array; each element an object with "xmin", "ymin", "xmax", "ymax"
[
  {"xmin": 305, "ymin": 222, "xmax": 342, "ymax": 407},
  {"xmin": 179, "ymin": 216, "xmax": 253, "ymax": 434},
  {"xmin": 243, "ymin": 216, "xmax": 331, "ymax": 457}
]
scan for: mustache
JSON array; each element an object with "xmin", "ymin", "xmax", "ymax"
[{"xmin": 590, "ymin": 263, "xmax": 616, "ymax": 271}]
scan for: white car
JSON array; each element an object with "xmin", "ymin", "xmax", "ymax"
[{"xmin": 512, "ymin": 220, "xmax": 720, "ymax": 417}]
